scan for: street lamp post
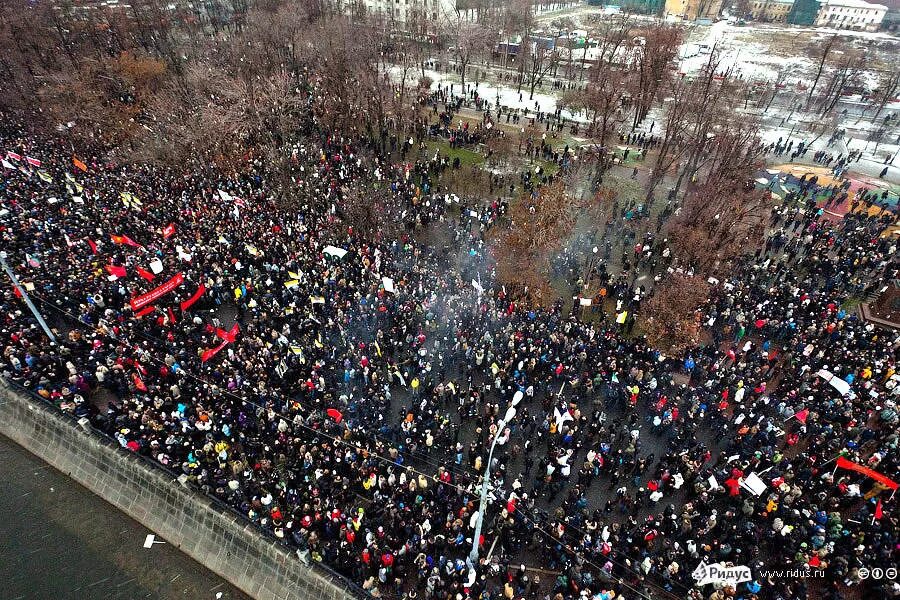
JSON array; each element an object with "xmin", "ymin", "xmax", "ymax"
[
  {"xmin": 466, "ymin": 390, "xmax": 523, "ymax": 585},
  {"xmin": 0, "ymin": 251, "xmax": 56, "ymax": 343}
]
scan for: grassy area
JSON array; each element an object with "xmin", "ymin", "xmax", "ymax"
[
  {"xmin": 424, "ymin": 140, "xmax": 484, "ymax": 168},
  {"xmin": 612, "ymin": 147, "xmax": 646, "ymax": 167},
  {"xmin": 536, "ymin": 159, "xmax": 560, "ymax": 177},
  {"xmin": 841, "ymin": 297, "xmax": 863, "ymax": 311},
  {"xmin": 603, "ymin": 172, "xmax": 643, "ymax": 205}
]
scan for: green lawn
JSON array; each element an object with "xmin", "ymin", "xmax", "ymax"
[
  {"xmin": 612, "ymin": 147, "xmax": 645, "ymax": 167},
  {"xmin": 424, "ymin": 140, "xmax": 484, "ymax": 168}
]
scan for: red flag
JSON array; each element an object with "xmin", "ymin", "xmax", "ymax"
[
  {"xmin": 180, "ymin": 283, "xmax": 206, "ymax": 311},
  {"xmin": 134, "ymin": 305, "xmax": 156, "ymax": 318},
  {"xmin": 201, "ymin": 340, "xmax": 229, "ymax": 363},
  {"xmin": 111, "ymin": 234, "xmax": 142, "ymax": 248},
  {"xmin": 105, "ymin": 264, "xmax": 127, "ymax": 278},
  {"xmin": 25, "ymin": 156, "xmax": 41, "ymax": 167},
  {"xmin": 162, "ymin": 223, "xmax": 176, "ymax": 239},
  {"xmin": 129, "ymin": 272, "xmax": 184, "ymax": 311},
  {"xmin": 6, "ymin": 151, "xmax": 21, "ymax": 161},
  {"xmin": 808, "ymin": 555, "xmax": 821, "ymax": 567},
  {"xmin": 215, "ymin": 322, "xmax": 240, "ymax": 343},
  {"xmin": 73, "ymin": 156, "xmax": 87, "ymax": 172},
  {"xmin": 327, "ymin": 408, "xmax": 344, "ymax": 424},
  {"xmin": 836, "ymin": 456, "xmax": 899, "ymax": 490},
  {"xmin": 167, "ymin": 306, "xmax": 176, "ymax": 324},
  {"xmin": 86, "ymin": 238, "xmax": 98, "ymax": 254},
  {"xmin": 874, "ymin": 499, "xmax": 883, "ymax": 520},
  {"xmin": 13, "ymin": 286, "xmax": 22, "ymax": 298},
  {"xmin": 132, "ymin": 372, "xmax": 147, "ymax": 392},
  {"xmin": 135, "ymin": 266, "xmax": 155, "ymax": 282},
  {"xmin": 794, "ymin": 409, "xmax": 809, "ymax": 424}
]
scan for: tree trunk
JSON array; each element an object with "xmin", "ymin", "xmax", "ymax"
[{"xmin": 807, "ymin": 37, "xmax": 834, "ymax": 105}]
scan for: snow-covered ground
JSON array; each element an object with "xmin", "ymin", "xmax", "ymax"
[
  {"xmin": 389, "ymin": 15, "xmax": 900, "ymax": 185},
  {"xmin": 679, "ymin": 19, "xmax": 900, "ymax": 86},
  {"xmin": 422, "ymin": 68, "xmax": 590, "ymax": 123}
]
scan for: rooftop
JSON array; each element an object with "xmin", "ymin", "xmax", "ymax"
[{"xmin": 820, "ymin": 0, "xmax": 888, "ymax": 9}]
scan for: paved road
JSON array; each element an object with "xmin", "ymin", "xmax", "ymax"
[{"xmin": 0, "ymin": 434, "xmax": 250, "ymax": 600}]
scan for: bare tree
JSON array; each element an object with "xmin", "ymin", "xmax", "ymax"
[
  {"xmin": 670, "ymin": 48, "xmax": 739, "ymax": 199},
  {"xmin": 643, "ymin": 74, "xmax": 692, "ymax": 204},
  {"xmin": 806, "ymin": 34, "xmax": 837, "ymax": 106},
  {"xmin": 667, "ymin": 171, "xmax": 769, "ymax": 276},
  {"xmin": 815, "ymin": 49, "xmax": 862, "ymax": 117},
  {"xmin": 450, "ymin": 18, "xmax": 494, "ymax": 92},
  {"xmin": 640, "ymin": 274, "xmax": 710, "ymax": 355},
  {"xmin": 492, "ymin": 181, "xmax": 593, "ymax": 306},
  {"xmin": 629, "ymin": 23, "xmax": 682, "ymax": 131},
  {"xmin": 522, "ymin": 36, "xmax": 559, "ymax": 100}
]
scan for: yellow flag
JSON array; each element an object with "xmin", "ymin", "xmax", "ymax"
[
  {"xmin": 284, "ymin": 279, "xmax": 299, "ymax": 289},
  {"xmin": 234, "ymin": 287, "xmax": 243, "ymax": 299},
  {"xmin": 616, "ymin": 311, "xmax": 628, "ymax": 324}
]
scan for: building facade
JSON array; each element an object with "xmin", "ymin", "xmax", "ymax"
[
  {"xmin": 345, "ymin": 0, "xmax": 458, "ymax": 30},
  {"xmin": 664, "ymin": 0, "xmax": 723, "ymax": 19},
  {"xmin": 787, "ymin": 0, "xmax": 821, "ymax": 22},
  {"xmin": 815, "ymin": 0, "xmax": 888, "ymax": 29},
  {"xmin": 749, "ymin": 0, "xmax": 795, "ymax": 20}
]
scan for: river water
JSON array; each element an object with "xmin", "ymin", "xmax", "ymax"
[{"xmin": 0, "ymin": 434, "xmax": 250, "ymax": 600}]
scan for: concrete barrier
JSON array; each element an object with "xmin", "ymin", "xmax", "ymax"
[{"xmin": 0, "ymin": 381, "xmax": 357, "ymax": 600}]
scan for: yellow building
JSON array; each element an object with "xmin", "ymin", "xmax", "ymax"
[
  {"xmin": 749, "ymin": 0, "xmax": 795, "ymax": 21},
  {"xmin": 664, "ymin": 0, "xmax": 723, "ymax": 20}
]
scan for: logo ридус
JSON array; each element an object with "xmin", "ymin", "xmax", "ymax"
[{"xmin": 692, "ymin": 560, "xmax": 753, "ymax": 586}]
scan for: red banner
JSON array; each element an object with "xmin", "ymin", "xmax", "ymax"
[
  {"xmin": 130, "ymin": 272, "xmax": 184, "ymax": 311},
  {"xmin": 215, "ymin": 322, "xmax": 240, "ymax": 343},
  {"xmin": 180, "ymin": 283, "xmax": 206, "ymax": 311},
  {"xmin": 201, "ymin": 340, "xmax": 229, "ymax": 363},
  {"xmin": 836, "ymin": 456, "xmax": 899, "ymax": 490},
  {"xmin": 162, "ymin": 223, "xmax": 176, "ymax": 239},
  {"xmin": 134, "ymin": 305, "xmax": 156, "ymax": 318}
]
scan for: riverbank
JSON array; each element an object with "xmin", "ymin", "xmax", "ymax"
[{"xmin": 0, "ymin": 434, "xmax": 250, "ymax": 600}]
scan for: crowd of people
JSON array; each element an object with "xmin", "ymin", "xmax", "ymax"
[{"xmin": 1, "ymin": 105, "xmax": 898, "ymax": 600}]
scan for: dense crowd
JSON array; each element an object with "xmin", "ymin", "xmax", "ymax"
[{"xmin": 1, "ymin": 109, "xmax": 898, "ymax": 600}]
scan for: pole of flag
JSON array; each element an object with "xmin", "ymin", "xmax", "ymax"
[{"xmin": 0, "ymin": 252, "xmax": 57, "ymax": 343}]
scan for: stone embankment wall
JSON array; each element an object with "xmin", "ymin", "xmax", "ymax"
[{"xmin": 0, "ymin": 381, "xmax": 356, "ymax": 600}]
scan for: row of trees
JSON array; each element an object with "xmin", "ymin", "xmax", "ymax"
[
  {"xmin": 486, "ymin": 17, "xmax": 775, "ymax": 352},
  {"xmin": 1, "ymin": 0, "xmax": 445, "ymax": 198}
]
